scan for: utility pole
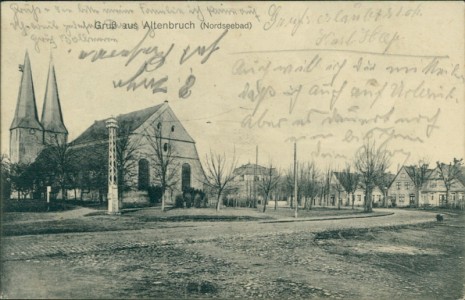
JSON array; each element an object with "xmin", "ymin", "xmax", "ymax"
[
  {"xmin": 294, "ymin": 142, "xmax": 298, "ymax": 218},
  {"xmin": 253, "ymin": 145, "xmax": 258, "ymax": 208}
]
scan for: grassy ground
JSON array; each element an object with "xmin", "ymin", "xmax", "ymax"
[{"xmin": 2, "ymin": 204, "xmax": 374, "ymax": 236}]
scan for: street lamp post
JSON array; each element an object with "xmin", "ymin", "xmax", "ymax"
[{"xmin": 106, "ymin": 117, "xmax": 119, "ymax": 214}]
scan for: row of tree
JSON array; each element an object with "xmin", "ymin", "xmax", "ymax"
[
  {"xmin": 2, "ymin": 129, "xmax": 463, "ymax": 213},
  {"xmin": 204, "ymin": 140, "xmax": 464, "ymax": 213}
]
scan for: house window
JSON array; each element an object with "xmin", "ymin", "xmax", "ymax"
[
  {"xmin": 357, "ymin": 195, "xmax": 361, "ymax": 202},
  {"xmin": 409, "ymin": 195, "xmax": 415, "ymax": 204},
  {"xmin": 396, "ymin": 182, "xmax": 401, "ymax": 190},
  {"xmin": 405, "ymin": 182, "xmax": 409, "ymax": 190},
  {"xmin": 431, "ymin": 193, "xmax": 434, "ymax": 200},
  {"xmin": 430, "ymin": 182, "xmax": 437, "ymax": 188},
  {"xmin": 399, "ymin": 195, "xmax": 405, "ymax": 203},
  {"xmin": 401, "ymin": 173, "xmax": 405, "ymax": 179},
  {"xmin": 181, "ymin": 163, "xmax": 191, "ymax": 191},
  {"xmin": 138, "ymin": 159, "xmax": 150, "ymax": 190}
]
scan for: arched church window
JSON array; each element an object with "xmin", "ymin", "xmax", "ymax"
[
  {"xmin": 157, "ymin": 122, "xmax": 161, "ymax": 129},
  {"xmin": 171, "ymin": 125, "xmax": 175, "ymax": 132},
  {"xmin": 163, "ymin": 143, "xmax": 168, "ymax": 152},
  {"xmin": 138, "ymin": 159, "xmax": 149, "ymax": 190},
  {"xmin": 182, "ymin": 163, "xmax": 191, "ymax": 190}
]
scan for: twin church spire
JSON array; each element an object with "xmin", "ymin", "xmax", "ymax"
[
  {"xmin": 10, "ymin": 51, "xmax": 67, "ymax": 134},
  {"xmin": 10, "ymin": 51, "xmax": 68, "ymax": 164}
]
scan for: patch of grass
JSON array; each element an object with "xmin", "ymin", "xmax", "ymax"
[
  {"xmin": 137, "ymin": 215, "xmax": 270, "ymax": 222},
  {"xmin": 2, "ymin": 200, "xmax": 76, "ymax": 213}
]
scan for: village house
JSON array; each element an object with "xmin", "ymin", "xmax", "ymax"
[
  {"xmin": 419, "ymin": 165, "xmax": 465, "ymax": 208},
  {"xmin": 229, "ymin": 163, "xmax": 278, "ymax": 204},
  {"xmin": 387, "ymin": 166, "xmax": 420, "ymax": 207},
  {"xmin": 388, "ymin": 164, "xmax": 465, "ymax": 208},
  {"xmin": 330, "ymin": 172, "xmax": 386, "ymax": 208}
]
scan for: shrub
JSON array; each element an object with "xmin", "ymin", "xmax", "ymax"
[
  {"xmin": 184, "ymin": 192, "xmax": 193, "ymax": 208},
  {"xmin": 148, "ymin": 186, "xmax": 163, "ymax": 204},
  {"xmin": 175, "ymin": 194, "xmax": 184, "ymax": 208},
  {"xmin": 181, "ymin": 187, "xmax": 207, "ymax": 208}
]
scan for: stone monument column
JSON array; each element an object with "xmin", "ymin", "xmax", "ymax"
[{"xmin": 106, "ymin": 117, "xmax": 119, "ymax": 214}]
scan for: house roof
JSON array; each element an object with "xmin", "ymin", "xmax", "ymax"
[
  {"xmin": 10, "ymin": 52, "xmax": 43, "ymax": 131},
  {"xmin": 71, "ymin": 104, "xmax": 164, "ymax": 146},
  {"xmin": 403, "ymin": 166, "xmax": 434, "ymax": 182},
  {"xmin": 41, "ymin": 58, "xmax": 67, "ymax": 134},
  {"xmin": 233, "ymin": 163, "xmax": 276, "ymax": 176}
]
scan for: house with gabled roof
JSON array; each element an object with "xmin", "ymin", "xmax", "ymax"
[
  {"xmin": 330, "ymin": 172, "xmax": 386, "ymax": 208},
  {"xmin": 387, "ymin": 166, "xmax": 420, "ymax": 207},
  {"xmin": 70, "ymin": 101, "xmax": 205, "ymax": 203},
  {"xmin": 229, "ymin": 163, "xmax": 278, "ymax": 203},
  {"xmin": 419, "ymin": 165, "xmax": 465, "ymax": 208},
  {"xmin": 389, "ymin": 164, "xmax": 465, "ymax": 208}
]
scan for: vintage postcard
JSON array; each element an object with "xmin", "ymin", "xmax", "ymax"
[{"xmin": 1, "ymin": 1, "xmax": 464, "ymax": 299}]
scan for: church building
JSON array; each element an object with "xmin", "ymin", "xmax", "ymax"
[
  {"xmin": 9, "ymin": 52, "xmax": 205, "ymax": 204},
  {"xmin": 70, "ymin": 101, "xmax": 206, "ymax": 203},
  {"xmin": 10, "ymin": 52, "xmax": 67, "ymax": 164}
]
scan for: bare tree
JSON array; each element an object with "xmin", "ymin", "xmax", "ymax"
[
  {"xmin": 321, "ymin": 167, "xmax": 332, "ymax": 207},
  {"xmin": 299, "ymin": 162, "xmax": 320, "ymax": 210},
  {"xmin": 258, "ymin": 163, "xmax": 280, "ymax": 213},
  {"xmin": 9, "ymin": 162, "xmax": 34, "ymax": 200},
  {"xmin": 36, "ymin": 136, "xmax": 79, "ymax": 200},
  {"xmin": 283, "ymin": 166, "xmax": 295, "ymax": 208},
  {"xmin": 146, "ymin": 121, "xmax": 179, "ymax": 211},
  {"xmin": 436, "ymin": 158, "xmax": 463, "ymax": 207},
  {"xmin": 338, "ymin": 165, "xmax": 359, "ymax": 210},
  {"xmin": 354, "ymin": 140, "xmax": 390, "ymax": 213},
  {"xmin": 116, "ymin": 121, "xmax": 142, "ymax": 201},
  {"xmin": 202, "ymin": 150, "xmax": 238, "ymax": 211},
  {"xmin": 332, "ymin": 172, "xmax": 345, "ymax": 210}
]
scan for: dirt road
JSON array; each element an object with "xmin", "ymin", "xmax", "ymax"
[{"xmin": 2, "ymin": 209, "xmax": 463, "ymax": 299}]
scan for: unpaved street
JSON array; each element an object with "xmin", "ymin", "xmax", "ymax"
[{"xmin": 1, "ymin": 209, "xmax": 464, "ymax": 299}]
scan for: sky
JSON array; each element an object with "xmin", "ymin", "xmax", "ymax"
[{"xmin": 2, "ymin": 1, "xmax": 464, "ymax": 173}]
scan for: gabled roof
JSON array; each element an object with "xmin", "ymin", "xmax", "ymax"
[
  {"xmin": 41, "ymin": 58, "xmax": 67, "ymax": 134},
  {"xmin": 71, "ymin": 104, "xmax": 164, "ymax": 146},
  {"xmin": 403, "ymin": 166, "xmax": 434, "ymax": 182},
  {"xmin": 233, "ymin": 163, "xmax": 275, "ymax": 176},
  {"xmin": 10, "ymin": 52, "xmax": 43, "ymax": 131}
]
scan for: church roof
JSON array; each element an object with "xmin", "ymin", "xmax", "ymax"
[
  {"xmin": 41, "ymin": 58, "xmax": 68, "ymax": 134},
  {"xmin": 10, "ymin": 52, "xmax": 43, "ymax": 131},
  {"xmin": 71, "ymin": 103, "xmax": 164, "ymax": 146}
]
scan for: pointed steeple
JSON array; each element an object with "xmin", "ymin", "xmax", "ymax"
[
  {"xmin": 10, "ymin": 51, "xmax": 42, "ymax": 130},
  {"xmin": 41, "ymin": 55, "xmax": 68, "ymax": 134}
]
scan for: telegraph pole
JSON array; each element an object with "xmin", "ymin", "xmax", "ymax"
[
  {"xmin": 254, "ymin": 145, "xmax": 258, "ymax": 207},
  {"xmin": 294, "ymin": 142, "xmax": 298, "ymax": 218}
]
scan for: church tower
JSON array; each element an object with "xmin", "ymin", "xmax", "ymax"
[
  {"xmin": 41, "ymin": 56, "xmax": 68, "ymax": 145},
  {"xmin": 9, "ymin": 51, "xmax": 44, "ymax": 164}
]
